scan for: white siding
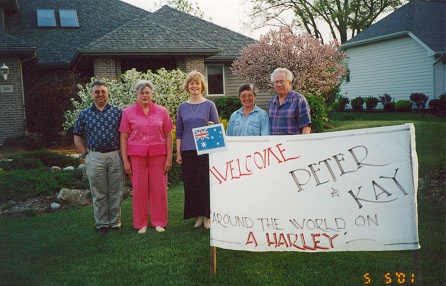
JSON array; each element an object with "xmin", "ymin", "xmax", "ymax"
[
  {"xmin": 434, "ymin": 60, "xmax": 446, "ymax": 99},
  {"xmin": 340, "ymin": 36, "xmax": 435, "ymax": 106}
]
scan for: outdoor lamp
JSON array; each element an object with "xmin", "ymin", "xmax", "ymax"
[{"xmin": 0, "ymin": 63, "xmax": 9, "ymax": 80}]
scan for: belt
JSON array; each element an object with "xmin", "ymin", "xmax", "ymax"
[{"xmin": 90, "ymin": 147, "xmax": 119, "ymax": 153}]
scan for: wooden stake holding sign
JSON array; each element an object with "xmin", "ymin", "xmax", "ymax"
[{"xmin": 210, "ymin": 246, "xmax": 216, "ymax": 274}]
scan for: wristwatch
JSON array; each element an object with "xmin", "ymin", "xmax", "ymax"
[{"xmin": 81, "ymin": 152, "xmax": 88, "ymax": 159}]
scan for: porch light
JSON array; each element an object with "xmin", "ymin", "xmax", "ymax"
[{"xmin": 0, "ymin": 63, "xmax": 9, "ymax": 80}]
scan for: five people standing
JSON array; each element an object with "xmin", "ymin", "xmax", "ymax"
[{"xmin": 74, "ymin": 67, "xmax": 310, "ymax": 234}]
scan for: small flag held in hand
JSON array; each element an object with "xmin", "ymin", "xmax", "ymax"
[{"xmin": 192, "ymin": 123, "xmax": 227, "ymax": 155}]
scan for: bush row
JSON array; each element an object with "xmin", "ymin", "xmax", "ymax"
[{"xmin": 335, "ymin": 93, "xmax": 446, "ymax": 115}]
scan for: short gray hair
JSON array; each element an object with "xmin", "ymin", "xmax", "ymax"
[
  {"xmin": 270, "ymin": 68, "xmax": 293, "ymax": 82},
  {"xmin": 134, "ymin": 80, "xmax": 154, "ymax": 92}
]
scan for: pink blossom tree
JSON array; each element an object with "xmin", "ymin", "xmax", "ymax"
[{"xmin": 231, "ymin": 28, "xmax": 347, "ymax": 97}]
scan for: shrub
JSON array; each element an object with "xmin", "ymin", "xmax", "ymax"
[
  {"xmin": 0, "ymin": 157, "xmax": 46, "ymax": 171},
  {"xmin": 27, "ymin": 72, "xmax": 81, "ymax": 142},
  {"xmin": 64, "ymin": 68, "xmax": 189, "ymax": 130},
  {"xmin": 220, "ymin": 118, "xmax": 228, "ymax": 131},
  {"xmin": 335, "ymin": 96, "xmax": 350, "ymax": 111},
  {"xmin": 306, "ymin": 94, "xmax": 327, "ymax": 133},
  {"xmin": 429, "ymin": 93, "xmax": 446, "ymax": 117},
  {"xmin": 379, "ymin": 93, "xmax": 395, "ymax": 111},
  {"xmin": 0, "ymin": 150, "xmax": 85, "ymax": 202},
  {"xmin": 20, "ymin": 149, "xmax": 81, "ymax": 168},
  {"xmin": 409, "ymin": 92, "xmax": 428, "ymax": 109},
  {"xmin": 364, "ymin": 96, "xmax": 379, "ymax": 111},
  {"xmin": 0, "ymin": 169, "xmax": 84, "ymax": 202},
  {"xmin": 212, "ymin": 96, "xmax": 242, "ymax": 120},
  {"xmin": 395, "ymin": 100, "xmax": 412, "ymax": 112},
  {"xmin": 2, "ymin": 135, "xmax": 43, "ymax": 150},
  {"xmin": 351, "ymin": 96, "xmax": 364, "ymax": 111}
]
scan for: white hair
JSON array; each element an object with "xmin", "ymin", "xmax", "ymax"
[
  {"xmin": 270, "ymin": 68, "xmax": 293, "ymax": 82},
  {"xmin": 135, "ymin": 80, "xmax": 154, "ymax": 92}
]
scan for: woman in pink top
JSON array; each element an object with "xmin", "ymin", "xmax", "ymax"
[{"xmin": 119, "ymin": 80, "xmax": 174, "ymax": 234}]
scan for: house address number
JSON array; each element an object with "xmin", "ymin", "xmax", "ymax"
[{"xmin": 0, "ymin": 85, "xmax": 14, "ymax": 93}]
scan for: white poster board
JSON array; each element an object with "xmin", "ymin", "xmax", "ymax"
[{"xmin": 210, "ymin": 124, "xmax": 420, "ymax": 252}]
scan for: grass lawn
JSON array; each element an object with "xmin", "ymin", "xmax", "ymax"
[
  {"xmin": 0, "ymin": 112, "xmax": 444, "ymax": 285},
  {"xmin": 0, "ymin": 187, "xmax": 444, "ymax": 286}
]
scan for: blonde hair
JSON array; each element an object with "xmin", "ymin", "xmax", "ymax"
[{"xmin": 183, "ymin": 70, "xmax": 207, "ymax": 93}]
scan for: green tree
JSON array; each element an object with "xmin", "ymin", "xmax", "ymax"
[{"xmin": 246, "ymin": 0, "xmax": 406, "ymax": 43}]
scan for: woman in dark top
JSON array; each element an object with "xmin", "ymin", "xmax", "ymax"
[{"xmin": 176, "ymin": 70, "xmax": 219, "ymax": 229}]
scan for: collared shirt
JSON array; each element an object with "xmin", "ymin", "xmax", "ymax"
[
  {"xmin": 73, "ymin": 103, "xmax": 122, "ymax": 150},
  {"xmin": 226, "ymin": 105, "xmax": 270, "ymax": 136},
  {"xmin": 119, "ymin": 102, "xmax": 174, "ymax": 157},
  {"xmin": 268, "ymin": 90, "xmax": 311, "ymax": 135}
]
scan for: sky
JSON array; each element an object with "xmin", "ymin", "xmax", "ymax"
[{"xmin": 120, "ymin": 0, "xmax": 273, "ymax": 40}]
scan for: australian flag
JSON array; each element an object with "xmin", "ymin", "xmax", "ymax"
[{"xmin": 192, "ymin": 123, "xmax": 227, "ymax": 155}]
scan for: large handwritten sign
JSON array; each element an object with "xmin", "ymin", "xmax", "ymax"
[{"xmin": 209, "ymin": 124, "xmax": 420, "ymax": 252}]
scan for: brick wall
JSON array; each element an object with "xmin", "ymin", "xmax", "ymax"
[
  {"xmin": 0, "ymin": 58, "xmax": 26, "ymax": 145},
  {"xmin": 177, "ymin": 56, "xmax": 205, "ymax": 74},
  {"xmin": 94, "ymin": 58, "xmax": 121, "ymax": 80}
]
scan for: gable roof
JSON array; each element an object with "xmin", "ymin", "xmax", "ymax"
[
  {"xmin": 342, "ymin": 0, "xmax": 445, "ymax": 54},
  {"xmin": 1, "ymin": 1, "xmax": 256, "ymax": 68},
  {"xmin": 75, "ymin": 14, "xmax": 221, "ymax": 58},
  {"xmin": 2, "ymin": 0, "xmax": 148, "ymax": 65},
  {"xmin": 150, "ymin": 5, "xmax": 256, "ymax": 61},
  {"xmin": 0, "ymin": 31, "xmax": 34, "ymax": 52}
]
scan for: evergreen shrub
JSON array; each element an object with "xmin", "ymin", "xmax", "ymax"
[
  {"xmin": 212, "ymin": 96, "xmax": 242, "ymax": 120},
  {"xmin": 395, "ymin": 100, "xmax": 413, "ymax": 112},
  {"xmin": 364, "ymin": 96, "xmax": 379, "ymax": 111},
  {"xmin": 379, "ymin": 93, "xmax": 395, "ymax": 111},
  {"xmin": 409, "ymin": 92, "xmax": 428, "ymax": 109},
  {"xmin": 351, "ymin": 96, "xmax": 364, "ymax": 111}
]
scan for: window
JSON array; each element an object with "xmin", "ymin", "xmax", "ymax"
[
  {"xmin": 206, "ymin": 65, "xmax": 224, "ymax": 95},
  {"xmin": 59, "ymin": 9, "xmax": 79, "ymax": 27},
  {"xmin": 345, "ymin": 69, "xmax": 350, "ymax": 83},
  {"xmin": 37, "ymin": 9, "xmax": 56, "ymax": 27}
]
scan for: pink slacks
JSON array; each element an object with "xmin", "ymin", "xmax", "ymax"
[{"xmin": 130, "ymin": 155, "xmax": 168, "ymax": 229}]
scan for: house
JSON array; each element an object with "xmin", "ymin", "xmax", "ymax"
[
  {"xmin": 339, "ymin": 0, "xmax": 445, "ymax": 108},
  {"xmin": 0, "ymin": 0, "xmax": 256, "ymax": 145}
]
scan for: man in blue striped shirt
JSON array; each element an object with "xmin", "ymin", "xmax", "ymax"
[{"xmin": 268, "ymin": 68, "xmax": 311, "ymax": 135}]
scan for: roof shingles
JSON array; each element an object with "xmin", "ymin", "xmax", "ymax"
[
  {"xmin": 343, "ymin": 0, "xmax": 445, "ymax": 53},
  {"xmin": 1, "ymin": 1, "xmax": 256, "ymax": 66}
]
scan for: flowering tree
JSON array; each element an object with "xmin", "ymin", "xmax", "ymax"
[
  {"xmin": 231, "ymin": 28, "xmax": 347, "ymax": 96},
  {"xmin": 63, "ymin": 68, "xmax": 189, "ymax": 130}
]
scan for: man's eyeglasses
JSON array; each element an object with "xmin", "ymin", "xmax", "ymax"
[
  {"xmin": 94, "ymin": 90, "xmax": 107, "ymax": 94},
  {"xmin": 274, "ymin": 80, "xmax": 289, "ymax": 85}
]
